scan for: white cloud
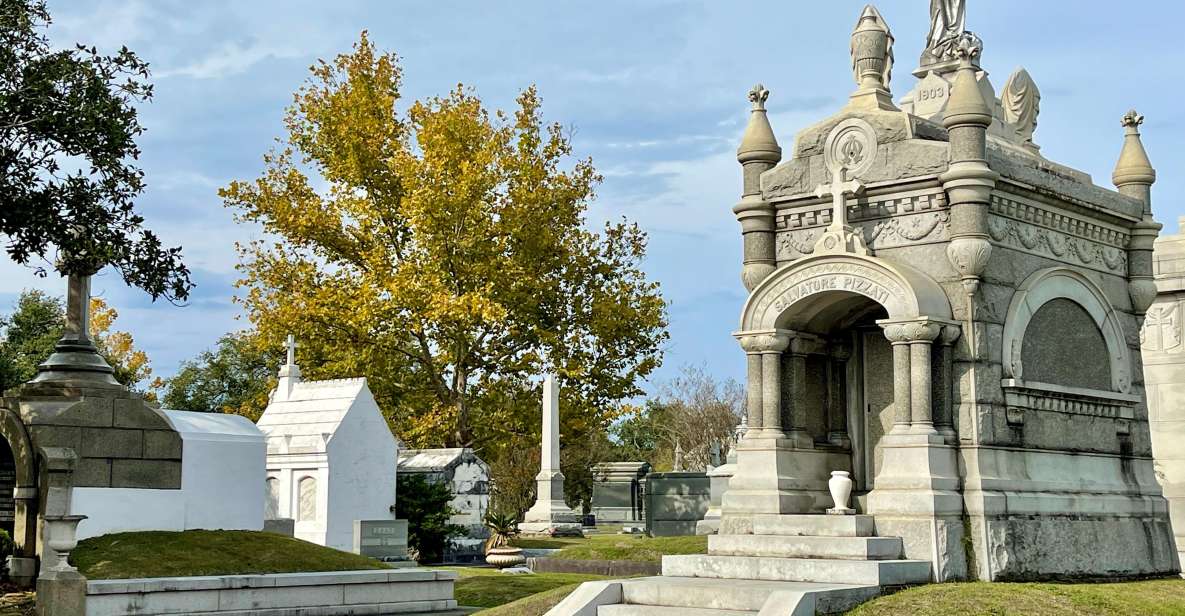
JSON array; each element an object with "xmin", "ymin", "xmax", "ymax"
[{"xmin": 157, "ymin": 40, "xmax": 299, "ymax": 80}]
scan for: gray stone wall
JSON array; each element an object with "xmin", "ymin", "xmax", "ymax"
[{"xmin": 9, "ymin": 382, "xmax": 181, "ymax": 490}]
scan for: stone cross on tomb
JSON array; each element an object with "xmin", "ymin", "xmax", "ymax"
[
  {"xmin": 64, "ymin": 272, "xmax": 92, "ymax": 344},
  {"xmin": 32, "ymin": 268, "xmax": 119, "ymax": 384},
  {"xmin": 285, "ymin": 334, "xmax": 297, "ymax": 366},
  {"xmin": 813, "ymin": 163, "xmax": 869, "ymax": 255}
]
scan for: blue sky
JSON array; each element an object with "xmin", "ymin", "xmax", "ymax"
[{"xmin": 4, "ymin": 0, "xmax": 1182, "ymax": 391}]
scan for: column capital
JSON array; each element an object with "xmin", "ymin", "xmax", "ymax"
[
  {"xmin": 879, "ymin": 318, "xmax": 952, "ymax": 344},
  {"xmin": 939, "ymin": 324, "xmax": 962, "ymax": 346},
  {"xmin": 736, "ymin": 330, "xmax": 792, "ymax": 354}
]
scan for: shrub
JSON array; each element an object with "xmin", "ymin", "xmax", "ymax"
[{"xmin": 395, "ymin": 474, "xmax": 466, "ymax": 564}]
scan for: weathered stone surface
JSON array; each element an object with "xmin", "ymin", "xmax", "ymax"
[
  {"xmin": 141, "ymin": 430, "xmax": 183, "ymax": 460},
  {"xmin": 110, "ymin": 459, "xmax": 181, "ymax": 489},
  {"xmin": 80, "ymin": 428, "xmax": 143, "ymax": 459}
]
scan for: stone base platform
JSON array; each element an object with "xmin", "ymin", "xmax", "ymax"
[
  {"xmin": 85, "ymin": 569, "xmax": 458, "ymax": 616},
  {"xmin": 546, "ymin": 514, "xmax": 931, "ymax": 615}
]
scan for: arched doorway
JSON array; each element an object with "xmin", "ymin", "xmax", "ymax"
[{"xmin": 730, "ymin": 253, "xmax": 958, "ymax": 510}]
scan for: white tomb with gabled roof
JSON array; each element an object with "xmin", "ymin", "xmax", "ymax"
[{"xmin": 257, "ymin": 336, "xmax": 398, "ymax": 551}]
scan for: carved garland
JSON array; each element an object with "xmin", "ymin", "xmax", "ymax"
[
  {"xmin": 987, "ymin": 216, "xmax": 1127, "ymax": 274},
  {"xmin": 778, "ymin": 210, "xmax": 949, "ymax": 259}
]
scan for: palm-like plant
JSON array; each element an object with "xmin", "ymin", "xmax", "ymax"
[{"xmin": 483, "ymin": 511, "xmax": 520, "ymax": 555}]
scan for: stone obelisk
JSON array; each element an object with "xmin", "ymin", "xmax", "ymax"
[{"xmin": 519, "ymin": 371, "xmax": 582, "ymax": 535}]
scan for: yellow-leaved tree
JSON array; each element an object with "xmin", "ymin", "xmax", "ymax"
[
  {"xmin": 89, "ymin": 297, "xmax": 155, "ymax": 398},
  {"xmin": 221, "ymin": 33, "xmax": 668, "ymax": 454}
]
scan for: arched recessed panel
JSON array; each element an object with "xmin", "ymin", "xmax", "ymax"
[
  {"xmin": 1021, "ymin": 298, "xmax": 1111, "ymax": 390},
  {"xmin": 297, "ymin": 476, "xmax": 317, "ymax": 522},
  {"xmin": 265, "ymin": 477, "xmax": 281, "ymax": 520},
  {"xmin": 1002, "ymin": 267, "xmax": 1130, "ymax": 393}
]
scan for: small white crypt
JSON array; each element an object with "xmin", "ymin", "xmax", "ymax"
[{"xmin": 257, "ymin": 337, "xmax": 399, "ymax": 551}]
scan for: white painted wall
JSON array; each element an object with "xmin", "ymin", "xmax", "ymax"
[
  {"xmin": 326, "ymin": 386, "xmax": 397, "ymax": 551},
  {"xmin": 72, "ymin": 411, "xmax": 266, "ymax": 540}
]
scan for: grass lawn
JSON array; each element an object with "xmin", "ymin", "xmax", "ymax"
[
  {"xmin": 72, "ymin": 530, "xmax": 390, "ymax": 580},
  {"xmin": 473, "ymin": 582, "xmax": 585, "ymax": 616},
  {"xmin": 847, "ymin": 579, "xmax": 1185, "ymax": 615},
  {"xmin": 440, "ymin": 567, "xmax": 608, "ymax": 611},
  {"xmin": 512, "ymin": 534, "xmax": 707, "ymax": 562}
]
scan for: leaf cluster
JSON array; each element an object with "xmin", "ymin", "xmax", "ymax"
[{"xmin": 0, "ymin": 0, "xmax": 191, "ymax": 300}]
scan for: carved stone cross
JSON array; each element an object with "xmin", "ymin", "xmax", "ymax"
[
  {"xmin": 285, "ymin": 334, "xmax": 297, "ymax": 366},
  {"xmin": 64, "ymin": 272, "xmax": 92, "ymax": 342},
  {"xmin": 816, "ymin": 166, "xmax": 865, "ymax": 234},
  {"xmin": 812, "ymin": 165, "xmax": 870, "ymax": 255}
]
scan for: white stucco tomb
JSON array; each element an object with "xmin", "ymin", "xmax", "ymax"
[
  {"xmin": 71, "ymin": 410, "xmax": 266, "ymax": 540},
  {"xmin": 257, "ymin": 337, "xmax": 399, "ymax": 551}
]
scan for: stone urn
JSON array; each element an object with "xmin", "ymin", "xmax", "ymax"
[
  {"xmin": 826, "ymin": 471, "xmax": 855, "ymax": 515},
  {"xmin": 485, "ymin": 546, "xmax": 526, "ymax": 569},
  {"xmin": 43, "ymin": 514, "xmax": 87, "ymax": 572}
]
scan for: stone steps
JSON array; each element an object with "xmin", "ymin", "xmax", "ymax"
[
  {"xmin": 709, "ymin": 534, "xmax": 903, "ymax": 560},
  {"xmin": 598, "ymin": 604, "xmax": 755, "ymax": 616},
  {"xmin": 614, "ymin": 576, "xmax": 878, "ymax": 614},
  {"xmin": 750, "ymin": 514, "xmax": 877, "ymax": 537},
  {"xmin": 662, "ymin": 554, "xmax": 932, "ymax": 586}
]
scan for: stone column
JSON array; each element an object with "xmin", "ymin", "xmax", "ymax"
[
  {"xmin": 869, "ymin": 319, "xmax": 966, "ymax": 582},
  {"xmin": 883, "ymin": 324, "xmax": 913, "ymax": 433},
  {"xmin": 1112, "ymin": 110, "xmax": 1161, "ymax": 317},
  {"xmin": 734, "ymin": 85, "xmax": 782, "ymax": 291},
  {"xmin": 827, "ymin": 342, "xmax": 852, "ymax": 448},
  {"xmin": 761, "ymin": 336, "xmax": 790, "ymax": 437},
  {"xmin": 906, "ymin": 322, "xmax": 942, "ymax": 435},
  {"xmin": 520, "ymin": 372, "xmax": 581, "ymax": 535},
  {"xmin": 935, "ymin": 325, "xmax": 961, "ymax": 443},
  {"xmin": 724, "ymin": 330, "xmax": 814, "ymax": 516},
  {"xmin": 741, "ymin": 344, "xmax": 765, "ymax": 432},
  {"xmin": 783, "ymin": 337, "xmax": 813, "ymax": 447}
]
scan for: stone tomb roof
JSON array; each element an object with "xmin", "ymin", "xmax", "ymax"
[
  {"xmin": 256, "ymin": 377, "xmax": 379, "ymax": 455},
  {"xmin": 397, "ymin": 448, "xmax": 489, "ymax": 475},
  {"xmin": 761, "ymin": 108, "xmax": 1143, "ymax": 223}
]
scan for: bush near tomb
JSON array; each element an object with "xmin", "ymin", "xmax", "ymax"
[{"xmin": 396, "ymin": 474, "xmax": 466, "ymax": 564}]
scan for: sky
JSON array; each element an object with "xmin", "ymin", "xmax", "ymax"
[{"xmin": 5, "ymin": 0, "xmax": 1183, "ymax": 392}]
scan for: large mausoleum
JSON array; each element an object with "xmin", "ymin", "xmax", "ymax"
[{"xmin": 554, "ymin": 3, "xmax": 1178, "ymax": 614}]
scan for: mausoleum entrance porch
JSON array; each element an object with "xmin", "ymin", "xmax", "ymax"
[{"xmin": 724, "ymin": 253, "xmax": 961, "ymax": 517}]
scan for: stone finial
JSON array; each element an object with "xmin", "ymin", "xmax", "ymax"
[
  {"xmin": 748, "ymin": 83, "xmax": 769, "ymax": 111},
  {"xmin": 942, "ymin": 34, "xmax": 992, "ymax": 130},
  {"xmin": 738, "ymin": 84, "xmax": 781, "ymax": 164},
  {"xmin": 1001, "ymin": 67, "xmax": 1041, "ymax": 150},
  {"xmin": 1113, "ymin": 109, "xmax": 1156, "ymax": 191},
  {"xmin": 851, "ymin": 5, "xmax": 894, "ymax": 89},
  {"xmin": 847, "ymin": 5, "xmax": 897, "ymax": 111}
]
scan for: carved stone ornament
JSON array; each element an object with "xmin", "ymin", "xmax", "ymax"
[
  {"xmin": 946, "ymin": 236, "xmax": 992, "ymax": 293},
  {"xmin": 1142, "ymin": 303, "xmax": 1183, "ymax": 353},
  {"xmin": 1001, "ymin": 67, "xmax": 1041, "ymax": 148},
  {"xmin": 748, "ymin": 83, "xmax": 770, "ymax": 111},
  {"xmin": 850, "ymin": 5, "xmax": 894, "ymax": 90},
  {"xmin": 824, "ymin": 119, "xmax": 878, "ymax": 178}
]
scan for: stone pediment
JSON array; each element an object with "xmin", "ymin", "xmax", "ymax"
[{"xmin": 791, "ymin": 109, "xmax": 947, "ymax": 161}]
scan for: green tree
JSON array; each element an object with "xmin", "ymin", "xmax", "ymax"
[
  {"xmin": 222, "ymin": 34, "xmax": 667, "ymax": 449},
  {"xmin": 0, "ymin": 290, "xmax": 61, "ymax": 391},
  {"xmin": 159, "ymin": 334, "xmax": 276, "ymax": 420},
  {"xmin": 395, "ymin": 474, "xmax": 465, "ymax": 564},
  {"xmin": 0, "ymin": 0, "xmax": 191, "ymax": 300},
  {"xmin": 0, "ymin": 290, "xmax": 157, "ymax": 394}
]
